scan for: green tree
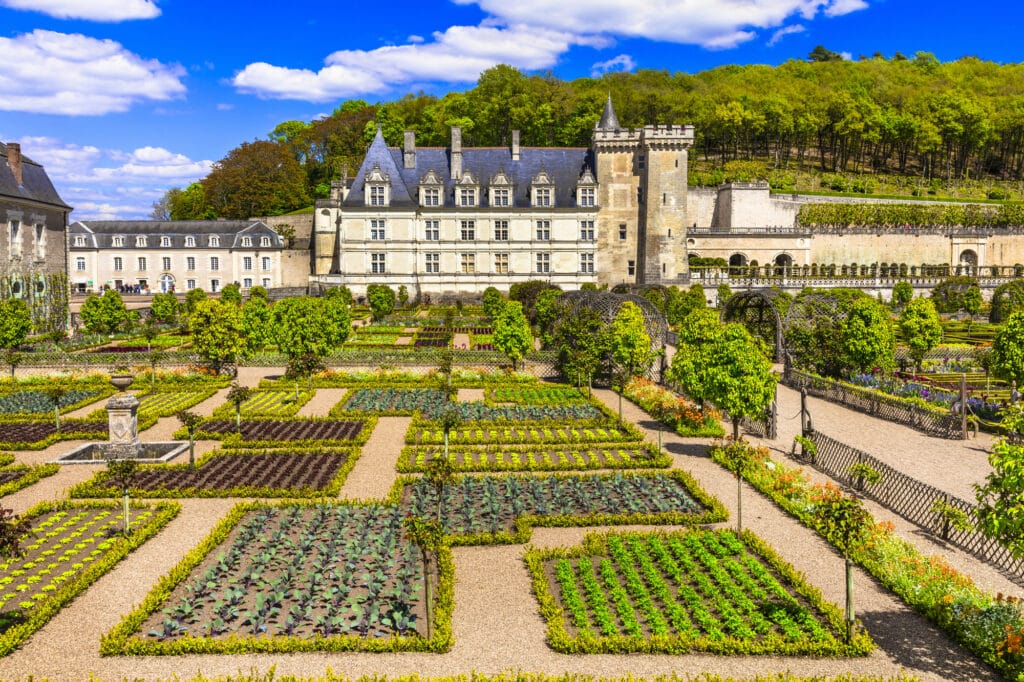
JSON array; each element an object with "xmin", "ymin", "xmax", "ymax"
[
  {"xmin": 149, "ymin": 292, "xmax": 179, "ymax": 325},
  {"xmin": 397, "ymin": 284, "xmax": 410, "ymax": 309},
  {"xmin": 703, "ymin": 323, "xmax": 777, "ymax": 441},
  {"xmin": 202, "ymin": 140, "xmax": 310, "ymax": 218},
  {"xmin": 220, "ymin": 282, "xmax": 242, "ymax": 305},
  {"xmin": 533, "ymin": 288, "xmax": 562, "ymax": 346},
  {"xmin": 184, "ymin": 288, "xmax": 207, "ymax": 315},
  {"xmin": 555, "ymin": 306, "xmax": 611, "ymax": 391},
  {"xmin": 190, "ymin": 298, "xmax": 246, "ymax": 373},
  {"xmin": 891, "ymin": 281, "xmax": 914, "ymax": 308},
  {"xmin": 716, "ymin": 283, "xmax": 733, "ymax": 308},
  {"xmin": 930, "ymin": 276, "xmax": 978, "ymax": 313},
  {"xmin": 899, "ymin": 297, "xmax": 943, "ymax": 371},
  {"xmin": 482, "ymin": 287, "xmax": 504, "ymax": 318},
  {"xmin": 976, "ymin": 406, "xmax": 1024, "ymax": 558},
  {"xmin": 165, "ymin": 182, "xmax": 215, "ymax": 220},
  {"xmin": 140, "ymin": 317, "xmax": 161, "ymax": 352},
  {"xmin": 992, "ymin": 311, "xmax": 1024, "ymax": 384},
  {"xmin": 815, "ymin": 487, "xmax": 872, "ymax": 642},
  {"xmin": 666, "ymin": 309, "xmax": 724, "ymax": 406},
  {"xmin": 367, "ymin": 284, "xmax": 396, "ymax": 322},
  {"xmin": 840, "ymin": 298, "xmax": 896, "ymax": 373},
  {"xmin": 0, "ymin": 299, "xmax": 31, "ymax": 349},
  {"xmin": 175, "ymin": 409, "xmax": 203, "ymax": 468},
  {"xmin": 492, "ymin": 301, "xmax": 533, "ymax": 371},
  {"xmin": 990, "ymin": 280, "xmax": 1024, "ymax": 323},
  {"xmin": 717, "ymin": 440, "xmax": 756, "ymax": 531},
  {"xmin": 240, "ymin": 296, "xmax": 273, "ymax": 355},
  {"xmin": 610, "ymin": 302, "xmax": 656, "ymax": 421},
  {"xmin": 80, "ymin": 290, "xmax": 129, "ymax": 335},
  {"xmin": 271, "ymin": 296, "xmax": 350, "ymax": 367},
  {"xmin": 963, "ymin": 284, "xmax": 983, "ymax": 316},
  {"xmin": 226, "ymin": 382, "xmax": 254, "ymax": 432},
  {"xmin": 248, "ymin": 286, "xmax": 269, "ymax": 303},
  {"xmin": 324, "ymin": 286, "xmax": 353, "ymax": 307}
]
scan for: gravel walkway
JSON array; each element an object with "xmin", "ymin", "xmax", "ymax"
[{"xmin": 0, "ymin": 384, "xmax": 1012, "ymax": 681}]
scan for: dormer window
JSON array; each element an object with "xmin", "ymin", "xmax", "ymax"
[
  {"xmin": 185, "ymin": 236, "xmax": 195, "ymax": 247},
  {"xmin": 241, "ymin": 237, "xmax": 252, "ymax": 247},
  {"xmin": 73, "ymin": 236, "xmax": 85, "ymax": 247},
  {"xmin": 364, "ymin": 163, "xmax": 391, "ymax": 207},
  {"xmin": 418, "ymin": 170, "xmax": 443, "ymax": 207},
  {"xmin": 112, "ymin": 236, "xmax": 124, "ymax": 247},
  {"xmin": 209, "ymin": 235, "xmax": 220, "ymax": 247},
  {"xmin": 577, "ymin": 168, "xmax": 597, "ymax": 207},
  {"xmin": 489, "ymin": 170, "xmax": 513, "ymax": 207},
  {"xmin": 160, "ymin": 236, "xmax": 171, "ymax": 247},
  {"xmin": 531, "ymin": 170, "xmax": 555, "ymax": 208},
  {"xmin": 260, "ymin": 236, "xmax": 271, "ymax": 247},
  {"xmin": 136, "ymin": 236, "xmax": 147, "ymax": 247},
  {"xmin": 455, "ymin": 171, "xmax": 479, "ymax": 207}
]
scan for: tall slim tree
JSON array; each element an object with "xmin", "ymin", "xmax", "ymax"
[{"xmin": 492, "ymin": 301, "xmax": 533, "ymax": 371}]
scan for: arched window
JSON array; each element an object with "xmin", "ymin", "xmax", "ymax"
[{"xmin": 729, "ymin": 253, "xmax": 748, "ymax": 267}]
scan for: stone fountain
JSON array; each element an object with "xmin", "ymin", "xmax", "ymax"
[{"xmin": 52, "ymin": 373, "xmax": 188, "ymax": 464}]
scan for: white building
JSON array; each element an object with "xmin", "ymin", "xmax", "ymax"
[{"xmin": 68, "ymin": 220, "xmax": 284, "ymax": 295}]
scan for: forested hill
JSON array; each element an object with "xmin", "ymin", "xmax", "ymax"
[{"xmin": 161, "ymin": 52, "xmax": 1024, "ymax": 220}]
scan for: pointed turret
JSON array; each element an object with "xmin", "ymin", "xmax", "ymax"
[{"xmin": 596, "ymin": 94, "xmax": 621, "ymax": 130}]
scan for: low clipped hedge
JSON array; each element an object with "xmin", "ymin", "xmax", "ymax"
[
  {"xmin": 100, "ymin": 500, "xmax": 455, "ymax": 655},
  {"xmin": 0, "ymin": 463, "xmax": 59, "ymax": 497}
]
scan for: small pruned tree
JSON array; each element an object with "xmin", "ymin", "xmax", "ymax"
[
  {"xmin": 397, "ymin": 284, "xmax": 410, "ymax": 309},
  {"xmin": 80, "ymin": 289, "xmax": 129, "ymax": 335},
  {"xmin": 149, "ymin": 291, "xmax": 180, "ymax": 324},
  {"xmin": 703, "ymin": 323, "xmax": 777, "ymax": 441},
  {"xmin": 106, "ymin": 457, "xmax": 139, "ymax": 535},
  {"xmin": 403, "ymin": 515, "xmax": 444, "ymax": 640},
  {"xmin": 991, "ymin": 311, "xmax": 1024, "ymax": 385},
  {"xmin": 140, "ymin": 317, "xmax": 161, "ymax": 352},
  {"xmin": 226, "ymin": 382, "xmax": 253, "ymax": 432},
  {"xmin": 426, "ymin": 448, "xmax": 458, "ymax": 522},
  {"xmin": 492, "ymin": 300, "xmax": 532, "ymax": 371},
  {"xmin": 976, "ymin": 405, "xmax": 1024, "ymax": 558},
  {"xmin": 220, "ymin": 282, "xmax": 242, "ymax": 306},
  {"xmin": 891, "ymin": 281, "xmax": 913, "ymax": 309},
  {"xmin": 367, "ymin": 284, "xmax": 396, "ymax": 321},
  {"xmin": 717, "ymin": 440, "xmax": 757, "ymax": 531},
  {"xmin": 814, "ymin": 485, "xmax": 872, "ymax": 643},
  {"xmin": 0, "ymin": 299, "xmax": 32, "ymax": 351},
  {"xmin": 285, "ymin": 352, "xmax": 326, "ymax": 396},
  {"xmin": 3, "ymin": 350, "xmax": 22, "ymax": 381},
  {"xmin": 175, "ymin": 409, "xmax": 204, "ymax": 468},
  {"xmin": 482, "ymin": 287, "xmax": 504, "ymax": 319},
  {"xmin": 0, "ymin": 507, "xmax": 32, "ymax": 559},
  {"xmin": 554, "ymin": 306, "xmax": 610, "ymax": 393},
  {"xmin": 610, "ymin": 301, "xmax": 656, "ymax": 421},
  {"xmin": 840, "ymin": 298, "xmax": 896, "ymax": 374},
  {"xmin": 899, "ymin": 297, "xmax": 943, "ymax": 371},
  {"xmin": 190, "ymin": 298, "xmax": 246, "ymax": 374},
  {"xmin": 43, "ymin": 384, "xmax": 69, "ymax": 431}
]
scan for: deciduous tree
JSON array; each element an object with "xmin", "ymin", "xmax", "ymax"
[
  {"xmin": 0, "ymin": 299, "xmax": 31, "ymax": 349},
  {"xmin": 841, "ymin": 298, "xmax": 896, "ymax": 373},
  {"xmin": 992, "ymin": 311, "xmax": 1024, "ymax": 384},
  {"xmin": 190, "ymin": 298, "xmax": 246, "ymax": 373},
  {"xmin": 80, "ymin": 290, "xmax": 129, "ymax": 335},
  {"xmin": 899, "ymin": 297, "xmax": 943, "ymax": 371},
  {"xmin": 367, "ymin": 284, "xmax": 396, "ymax": 322},
  {"xmin": 703, "ymin": 323, "xmax": 777, "ymax": 441},
  {"xmin": 493, "ymin": 301, "xmax": 533, "ymax": 371},
  {"xmin": 202, "ymin": 140, "xmax": 309, "ymax": 218}
]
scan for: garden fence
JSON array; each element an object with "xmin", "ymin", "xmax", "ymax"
[
  {"xmin": 804, "ymin": 430, "xmax": 1024, "ymax": 584},
  {"xmin": 785, "ymin": 368, "xmax": 964, "ymax": 440}
]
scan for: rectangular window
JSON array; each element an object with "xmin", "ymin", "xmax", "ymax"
[
  {"xmin": 243, "ymin": 277, "xmax": 253, "ymax": 288},
  {"xmin": 210, "ymin": 279, "xmax": 220, "ymax": 292},
  {"xmin": 162, "ymin": 257, "xmax": 171, "ymax": 271},
  {"xmin": 186, "ymin": 279, "xmax": 196, "ymax": 290},
  {"xmin": 369, "ymin": 185, "xmax": 386, "ymax": 206},
  {"xmin": 493, "ymin": 220, "xmax": 509, "ymax": 241},
  {"xmin": 185, "ymin": 236, "xmax": 195, "ymax": 247},
  {"xmin": 579, "ymin": 187, "xmax": 595, "ymax": 207},
  {"xmin": 460, "ymin": 253, "xmax": 475, "ymax": 273},
  {"xmin": 9, "ymin": 220, "xmax": 19, "ymax": 255},
  {"xmin": 494, "ymin": 253, "xmax": 509, "ymax": 274},
  {"xmin": 425, "ymin": 253, "xmax": 440, "ymax": 273},
  {"xmin": 209, "ymin": 236, "xmax": 220, "ymax": 247},
  {"xmin": 459, "ymin": 188, "xmax": 476, "ymax": 207},
  {"xmin": 161, "ymin": 236, "xmax": 171, "ymax": 247},
  {"xmin": 113, "ymin": 256, "xmax": 123, "ymax": 271},
  {"xmin": 241, "ymin": 237, "xmax": 252, "ymax": 247},
  {"xmin": 627, "ymin": 260, "xmax": 636, "ymax": 277},
  {"xmin": 260, "ymin": 236, "xmax": 270, "ymax": 247},
  {"xmin": 580, "ymin": 220, "xmax": 595, "ymax": 241},
  {"xmin": 460, "ymin": 220, "xmax": 475, "ymax": 241},
  {"xmin": 534, "ymin": 188, "xmax": 552, "ymax": 207},
  {"xmin": 580, "ymin": 253, "xmax": 594, "ymax": 273},
  {"xmin": 536, "ymin": 253, "xmax": 550, "ymax": 274},
  {"xmin": 492, "ymin": 188, "xmax": 510, "ymax": 206},
  {"xmin": 638, "ymin": 155, "xmax": 646, "ymax": 170},
  {"xmin": 136, "ymin": 236, "xmax": 147, "ymax": 247},
  {"xmin": 210, "ymin": 256, "xmax": 220, "ymax": 271},
  {"xmin": 536, "ymin": 220, "xmax": 550, "ymax": 241},
  {"xmin": 423, "ymin": 187, "xmax": 440, "ymax": 206},
  {"xmin": 186, "ymin": 257, "xmax": 195, "ymax": 271},
  {"xmin": 371, "ymin": 253, "xmax": 386, "ymax": 274},
  {"xmin": 619, "ymin": 224, "xmax": 627, "ymax": 240},
  {"xmin": 424, "ymin": 220, "xmax": 439, "ymax": 241},
  {"xmin": 243, "ymin": 256, "xmax": 253, "ymax": 271},
  {"xmin": 262, "ymin": 278, "xmax": 271, "ymax": 288},
  {"xmin": 369, "ymin": 219, "xmax": 386, "ymax": 240},
  {"xmin": 73, "ymin": 236, "xmax": 85, "ymax": 247},
  {"xmin": 138, "ymin": 257, "xmax": 147, "ymax": 271},
  {"xmin": 34, "ymin": 224, "xmax": 44, "ymax": 258},
  {"xmin": 75, "ymin": 257, "xmax": 86, "ymax": 271},
  {"xmin": 261, "ymin": 256, "xmax": 271, "ymax": 270},
  {"xmin": 112, "ymin": 236, "xmax": 124, "ymax": 247}
]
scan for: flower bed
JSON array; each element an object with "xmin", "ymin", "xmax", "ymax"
[
  {"xmin": 399, "ymin": 471, "xmax": 725, "ymax": 544},
  {"xmin": 624, "ymin": 378, "xmax": 725, "ymax": 437},
  {"xmin": 192, "ymin": 418, "xmax": 370, "ymax": 445},
  {"xmin": 848, "ymin": 372, "xmax": 1003, "ymax": 422},
  {"xmin": 211, "ymin": 390, "xmax": 313, "ymax": 419},
  {"xmin": 408, "ymin": 421, "xmax": 639, "ymax": 446},
  {"xmin": 0, "ymin": 500, "xmax": 179, "ymax": 656},
  {"xmin": 102, "ymin": 502, "xmax": 453, "ymax": 654},
  {"xmin": 397, "ymin": 443, "xmax": 670, "ymax": 472},
  {"xmin": 527, "ymin": 529, "xmax": 872, "ymax": 656},
  {"xmin": 69, "ymin": 448, "xmax": 359, "ymax": 499}
]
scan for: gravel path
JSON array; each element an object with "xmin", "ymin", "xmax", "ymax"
[
  {"xmin": 295, "ymin": 388, "xmax": 349, "ymax": 417},
  {"xmin": 0, "ymin": 383, "xmax": 1012, "ymax": 681}
]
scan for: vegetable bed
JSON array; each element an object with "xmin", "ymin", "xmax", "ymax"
[
  {"xmin": 398, "ymin": 444, "xmax": 669, "ymax": 472},
  {"xmin": 211, "ymin": 390, "xmax": 313, "ymax": 419},
  {"xmin": 409, "ymin": 423, "xmax": 637, "ymax": 446},
  {"xmin": 0, "ymin": 389, "xmax": 102, "ymax": 415},
  {"xmin": 528, "ymin": 529, "xmax": 872, "ymax": 656},
  {"xmin": 0, "ymin": 420, "xmax": 107, "ymax": 449},
  {"xmin": 487, "ymin": 386, "xmax": 586, "ymax": 405},
  {"xmin": 341, "ymin": 388, "xmax": 448, "ymax": 415},
  {"xmin": 195, "ymin": 419, "xmax": 366, "ymax": 443}
]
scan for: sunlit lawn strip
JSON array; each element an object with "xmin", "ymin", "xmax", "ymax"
[
  {"xmin": 396, "ymin": 443, "xmax": 670, "ymax": 472},
  {"xmin": 102, "ymin": 502, "xmax": 454, "ymax": 655},
  {"xmin": 0, "ymin": 500, "xmax": 179, "ymax": 656},
  {"xmin": 68, "ymin": 448, "xmax": 359, "ymax": 499},
  {"xmin": 527, "ymin": 529, "xmax": 873, "ymax": 656}
]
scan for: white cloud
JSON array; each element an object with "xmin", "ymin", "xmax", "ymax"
[
  {"xmin": 456, "ymin": 0, "xmax": 869, "ymax": 48},
  {"xmin": 233, "ymin": 23, "xmax": 607, "ymax": 101},
  {"xmin": 591, "ymin": 54, "xmax": 636, "ymax": 77},
  {"xmin": 16, "ymin": 136, "xmax": 212, "ymax": 220},
  {"xmin": 407, "ymin": 34, "xmax": 425, "ymax": 43},
  {"xmin": 0, "ymin": 0, "xmax": 160, "ymax": 22},
  {"xmin": 216, "ymin": 102, "xmax": 234, "ymax": 111},
  {"xmin": 767, "ymin": 24, "xmax": 805, "ymax": 46},
  {"xmin": 0, "ymin": 30, "xmax": 186, "ymax": 115}
]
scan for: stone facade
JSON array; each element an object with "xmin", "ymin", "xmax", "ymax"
[{"xmin": 68, "ymin": 220, "xmax": 285, "ymax": 294}]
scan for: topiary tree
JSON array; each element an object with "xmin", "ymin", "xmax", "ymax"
[
  {"xmin": 190, "ymin": 298, "xmax": 246, "ymax": 374},
  {"xmin": 992, "ymin": 311, "xmax": 1024, "ymax": 385},
  {"xmin": 140, "ymin": 317, "xmax": 161, "ymax": 352},
  {"xmin": 0, "ymin": 299, "xmax": 32, "ymax": 351},
  {"xmin": 184, "ymin": 287, "xmax": 207, "ymax": 315},
  {"xmin": 80, "ymin": 289, "xmax": 129, "ymax": 335},
  {"xmin": 703, "ymin": 323, "xmax": 777, "ymax": 441},
  {"xmin": 226, "ymin": 382, "xmax": 253, "ymax": 432},
  {"xmin": 324, "ymin": 285, "xmax": 353, "ymax": 308},
  {"xmin": 367, "ymin": 284, "xmax": 396, "ymax": 321},
  {"xmin": 899, "ymin": 297, "xmax": 943, "ymax": 371},
  {"xmin": 840, "ymin": 298, "xmax": 896, "ymax": 374},
  {"xmin": 175, "ymin": 409, "xmax": 203, "ymax": 468},
  {"xmin": 667, "ymin": 309, "xmax": 726, "ymax": 407},
  {"xmin": 717, "ymin": 440, "xmax": 756, "ymax": 531},
  {"xmin": 397, "ymin": 284, "xmax": 410, "ymax": 309},
  {"xmin": 482, "ymin": 287, "xmax": 504, "ymax": 318},
  {"xmin": 891, "ymin": 281, "xmax": 913, "ymax": 309},
  {"xmin": 43, "ymin": 384, "xmax": 68, "ymax": 431},
  {"xmin": 814, "ymin": 486, "xmax": 872, "ymax": 643},
  {"xmin": 3, "ymin": 350, "xmax": 22, "ymax": 381},
  {"xmin": 533, "ymin": 289, "xmax": 563, "ymax": 346},
  {"xmin": 610, "ymin": 301, "xmax": 656, "ymax": 421},
  {"xmin": 271, "ymin": 296, "xmax": 350, "ymax": 376},
  {"xmin": 240, "ymin": 296, "xmax": 273, "ymax": 356},
  {"xmin": 247, "ymin": 285, "xmax": 269, "ymax": 302},
  {"xmin": 492, "ymin": 300, "xmax": 533, "ymax": 371}
]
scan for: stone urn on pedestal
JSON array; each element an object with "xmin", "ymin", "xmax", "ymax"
[{"xmin": 104, "ymin": 373, "xmax": 141, "ymax": 459}]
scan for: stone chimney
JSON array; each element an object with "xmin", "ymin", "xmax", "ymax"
[
  {"xmin": 6, "ymin": 143, "xmax": 22, "ymax": 186},
  {"xmin": 450, "ymin": 126, "xmax": 462, "ymax": 180},
  {"xmin": 511, "ymin": 130, "xmax": 520, "ymax": 161},
  {"xmin": 403, "ymin": 130, "xmax": 416, "ymax": 169}
]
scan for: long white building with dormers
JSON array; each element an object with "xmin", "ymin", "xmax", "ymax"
[{"xmin": 312, "ymin": 97, "xmax": 695, "ymax": 297}]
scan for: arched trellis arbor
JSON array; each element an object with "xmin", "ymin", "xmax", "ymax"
[
  {"xmin": 556, "ymin": 290, "xmax": 669, "ymax": 381},
  {"xmin": 783, "ymin": 289, "xmax": 871, "ymax": 376},
  {"xmin": 721, "ymin": 289, "xmax": 786, "ymax": 362}
]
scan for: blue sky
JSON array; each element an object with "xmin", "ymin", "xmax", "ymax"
[{"xmin": 0, "ymin": 0, "xmax": 1020, "ymax": 220}]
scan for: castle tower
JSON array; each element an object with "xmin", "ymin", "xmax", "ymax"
[{"xmin": 592, "ymin": 95, "xmax": 694, "ymax": 285}]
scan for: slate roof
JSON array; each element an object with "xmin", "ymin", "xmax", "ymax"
[
  {"xmin": 68, "ymin": 220, "xmax": 282, "ymax": 250},
  {"xmin": 0, "ymin": 141, "xmax": 72, "ymax": 210},
  {"xmin": 344, "ymin": 129, "xmax": 595, "ymax": 209}
]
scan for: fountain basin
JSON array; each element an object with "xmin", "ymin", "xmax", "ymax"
[{"xmin": 52, "ymin": 442, "xmax": 188, "ymax": 464}]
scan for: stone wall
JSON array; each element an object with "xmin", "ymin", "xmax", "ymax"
[{"xmin": 251, "ymin": 213, "xmax": 314, "ymax": 288}]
